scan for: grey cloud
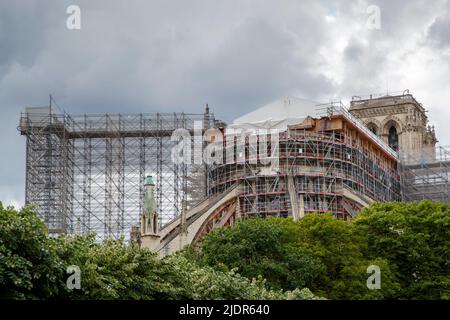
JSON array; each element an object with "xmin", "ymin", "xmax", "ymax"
[
  {"xmin": 344, "ymin": 41, "xmax": 364, "ymax": 62},
  {"xmin": 186, "ymin": 18, "xmax": 334, "ymax": 118},
  {"xmin": 427, "ymin": 13, "xmax": 450, "ymax": 48},
  {"xmin": 333, "ymin": 0, "xmax": 450, "ymax": 98}
]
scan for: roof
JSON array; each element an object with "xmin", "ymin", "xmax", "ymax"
[
  {"xmin": 228, "ymin": 96, "xmax": 319, "ymax": 131},
  {"xmin": 226, "ymin": 97, "xmax": 399, "ymax": 160}
]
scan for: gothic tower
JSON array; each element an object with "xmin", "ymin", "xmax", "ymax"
[
  {"xmin": 131, "ymin": 175, "xmax": 161, "ymax": 249},
  {"xmin": 349, "ymin": 92, "xmax": 437, "ymax": 162}
]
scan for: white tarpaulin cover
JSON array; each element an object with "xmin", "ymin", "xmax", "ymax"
[{"xmin": 228, "ymin": 96, "xmax": 319, "ymax": 132}]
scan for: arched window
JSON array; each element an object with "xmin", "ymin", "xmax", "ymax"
[
  {"xmin": 388, "ymin": 126, "xmax": 399, "ymax": 151},
  {"xmin": 366, "ymin": 123, "xmax": 378, "ymax": 135}
]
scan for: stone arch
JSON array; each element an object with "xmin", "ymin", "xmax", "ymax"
[
  {"xmin": 380, "ymin": 116, "xmax": 403, "ymax": 135},
  {"xmin": 388, "ymin": 125, "xmax": 399, "ymax": 151},
  {"xmin": 378, "ymin": 116, "xmax": 404, "ymax": 152},
  {"xmin": 381, "ymin": 118, "xmax": 403, "ymax": 151},
  {"xmin": 364, "ymin": 119, "xmax": 382, "ymax": 135}
]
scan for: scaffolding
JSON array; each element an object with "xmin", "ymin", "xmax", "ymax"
[
  {"xmin": 19, "ymin": 106, "xmax": 215, "ymax": 239},
  {"xmin": 207, "ymin": 102, "xmax": 401, "ymax": 220},
  {"xmin": 399, "ymin": 145, "xmax": 450, "ymax": 202}
]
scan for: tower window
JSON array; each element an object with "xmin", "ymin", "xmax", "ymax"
[
  {"xmin": 366, "ymin": 122, "xmax": 378, "ymax": 135},
  {"xmin": 388, "ymin": 126, "xmax": 399, "ymax": 151}
]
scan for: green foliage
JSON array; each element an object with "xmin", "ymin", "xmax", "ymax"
[
  {"xmin": 52, "ymin": 234, "xmax": 176, "ymax": 299},
  {"xmin": 0, "ymin": 203, "xmax": 319, "ymax": 300},
  {"xmin": 53, "ymin": 235, "xmax": 320, "ymax": 300},
  {"xmin": 164, "ymin": 253, "xmax": 320, "ymax": 300},
  {"xmin": 200, "ymin": 217, "xmax": 324, "ymax": 291},
  {"xmin": 199, "ymin": 203, "xmax": 449, "ymax": 300},
  {"xmin": 0, "ymin": 203, "xmax": 65, "ymax": 299},
  {"xmin": 354, "ymin": 200, "xmax": 450, "ymax": 299},
  {"xmin": 2, "ymin": 200, "xmax": 447, "ymax": 300},
  {"xmin": 294, "ymin": 214, "xmax": 399, "ymax": 299},
  {"xmin": 200, "ymin": 215, "xmax": 399, "ymax": 299}
]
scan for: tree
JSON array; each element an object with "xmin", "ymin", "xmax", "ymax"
[
  {"xmin": 53, "ymin": 234, "xmax": 176, "ymax": 299},
  {"xmin": 199, "ymin": 214, "xmax": 401, "ymax": 299},
  {"xmin": 294, "ymin": 213, "xmax": 399, "ymax": 299},
  {"xmin": 200, "ymin": 217, "xmax": 324, "ymax": 291},
  {"xmin": 164, "ymin": 253, "xmax": 320, "ymax": 300},
  {"xmin": 52, "ymin": 234, "xmax": 321, "ymax": 300},
  {"xmin": 354, "ymin": 200, "xmax": 450, "ymax": 299},
  {"xmin": 0, "ymin": 203, "xmax": 65, "ymax": 299},
  {"xmin": 0, "ymin": 203, "xmax": 319, "ymax": 300}
]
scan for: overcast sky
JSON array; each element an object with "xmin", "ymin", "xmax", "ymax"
[{"xmin": 1, "ymin": 0, "xmax": 450, "ymax": 208}]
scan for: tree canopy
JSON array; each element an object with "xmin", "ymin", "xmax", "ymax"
[
  {"xmin": 0, "ymin": 202, "xmax": 318, "ymax": 300},
  {"xmin": 354, "ymin": 201, "xmax": 450, "ymax": 299},
  {"xmin": 1, "ymin": 200, "xmax": 448, "ymax": 300},
  {"xmin": 198, "ymin": 201, "xmax": 449, "ymax": 300}
]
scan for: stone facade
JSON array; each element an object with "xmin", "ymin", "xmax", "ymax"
[{"xmin": 349, "ymin": 93, "xmax": 437, "ymax": 162}]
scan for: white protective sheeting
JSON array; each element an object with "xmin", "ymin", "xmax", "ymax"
[{"xmin": 228, "ymin": 96, "xmax": 319, "ymax": 132}]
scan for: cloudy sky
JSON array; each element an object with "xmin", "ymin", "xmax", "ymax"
[{"xmin": 1, "ymin": 0, "xmax": 450, "ymax": 207}]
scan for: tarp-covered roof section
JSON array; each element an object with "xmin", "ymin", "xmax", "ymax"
[{"xmin": 229, "ymin": 96, "xmax": 319, "ymax": 131}]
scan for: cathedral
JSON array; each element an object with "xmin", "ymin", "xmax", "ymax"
[{"xmin": 134, "ymin": 91, "xmax": 448, "ymax": 255}]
